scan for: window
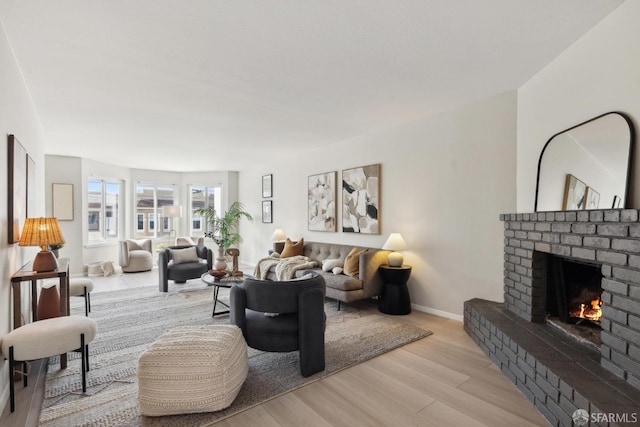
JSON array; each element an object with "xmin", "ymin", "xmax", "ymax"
[
  {"xmin": 88, "ymin": 179, "xmax": 122, "ymax": 243},
  {"xmin": 135, "ymin": 184, "xmax": 175, "ymax": 238},
  {"xmin": 189, "ymin": 186, "xmax": 221, "ymax": 237}
]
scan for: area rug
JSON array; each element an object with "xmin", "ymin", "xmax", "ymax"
[{"xmin": 38, "ymin": 285, "xmax": 432, "ymax": 426}]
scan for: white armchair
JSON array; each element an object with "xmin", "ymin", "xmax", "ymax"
[
  {"xmin": 119, "ymin": 239, "xmax": 153, "ymax": 273},
  {"xmin": 175, "ymin": 236, "xmax": 205, "ymax": 246}
]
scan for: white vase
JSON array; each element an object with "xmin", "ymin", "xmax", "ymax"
[{"xmin": 213, "ymin": 246, "xmax": 227, "ymax": 271}]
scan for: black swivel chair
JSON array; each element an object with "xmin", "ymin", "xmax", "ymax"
[
  {"xmin": 230, "ymin": 272, "xmax": 326, "ymax": 377},
  {"xmin": 158, "ymin": 245, "xmax": 212, "ymax": 292}
]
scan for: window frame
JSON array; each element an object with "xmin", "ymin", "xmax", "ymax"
[{"xmin": 87, "ymin": 178, "xmax": 123, "ymax": 244}]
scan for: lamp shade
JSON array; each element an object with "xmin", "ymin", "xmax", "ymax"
[
  {"xmin": 19, "ymin": 217, "xmax": 65, "ymax": 249},
  {"xmin": 382, "ymin": 233, "xmax": 407, "ymax": 251},
  {"xmin": 162, "ymin": 205, "xmax": 182, "ymax": 218},
  {"xmin": 271, "ymin": 228, "xmax": 286, "ymax": 241},
  {"xmin": 19, "ymin": 217, "xmax": 66, "ymax": 272},
  {"xmin": 382, "ymin": 233, "xmax": 407, "ymax": 267}
]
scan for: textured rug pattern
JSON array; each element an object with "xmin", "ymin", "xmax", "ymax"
[{"xmin": 38, "ymin": 285, "xmax": 431, "ymax": 426}]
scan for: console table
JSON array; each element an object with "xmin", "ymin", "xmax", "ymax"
[
  {"xmin": 378, "ymin": 264, "xmax": 412, "ymax": 315},
  {"xmin": 10, "ymin": 258, "xmax": 70, "ymax": 367}
]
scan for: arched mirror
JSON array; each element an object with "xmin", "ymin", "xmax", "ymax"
[{"xmin": 535, "ymin": 112, "xmax": 634, "ymax": 212}]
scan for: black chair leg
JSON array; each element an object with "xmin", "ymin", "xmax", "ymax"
[
  {"xmin": 84, "ymin": 288, "xmax": 89, "ymax": 316},
  {"xmin": 87, "ymin": 290, "xmax": 91, "ymax": 313},
  {"xmin": 81, "ymin": 334, "xmax": 87, "ymax": 392},
  {"xmin": 9, "ymin": 346, "xmax": 15, "ymax": 413},
  {"xmin": 337, "ymin": 300, "xmax": 341, "ymax": 311}
]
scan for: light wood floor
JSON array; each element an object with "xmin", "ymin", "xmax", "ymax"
[{"xmin": 1, "ymin": 269, "xmax": 550, "ymax": 426}]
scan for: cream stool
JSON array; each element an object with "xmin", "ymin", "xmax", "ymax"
[
  {"xmin": 138, "ymin": 325, "xmax": 248, "ymax": 416},
  {"xmin": 69, "ymin": 278, "xmax": 94, "ymax": 316},
  {"xmin": 1, "ymin": 316, "xmax": 97, "ymax": 412}
]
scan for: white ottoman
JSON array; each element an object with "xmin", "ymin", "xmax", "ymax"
[
  {"xmin": 137, "ymin": 325, "xmax": 248, "ymax": 416},
  {"xmin": 69, "ymin": 278, "xmax": 94, "ymax": 316}
]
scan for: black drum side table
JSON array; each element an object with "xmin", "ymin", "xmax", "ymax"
[{"xmin": 378, "ymin": 264, "xmax": 412, "ymax": 315}]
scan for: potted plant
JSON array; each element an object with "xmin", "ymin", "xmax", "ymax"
[
  {"xmin": 49, "ymin": 243, "xmax": 64, "ymax": 258},
  {"xmin": 194, "ymin": 201, "xmax": 253, "ymax": 270}
]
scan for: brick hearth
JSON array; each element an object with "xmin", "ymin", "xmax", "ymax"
[{"xmin": 464, "ymin": 209, "xmax": 640, "ymax": 426}]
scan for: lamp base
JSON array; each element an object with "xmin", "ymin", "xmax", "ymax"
[
  {"xmin": 33, "ymin": 250, "xmax": 59, "ymax": 272},
  {"xmin": 387, "ymin": 251, "xmax": 404, "ymax": 267}
]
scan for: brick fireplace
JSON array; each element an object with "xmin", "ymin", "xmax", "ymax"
[{"xmin": 464, "ymin": 209, "xmax": 640, "ymax": 425}]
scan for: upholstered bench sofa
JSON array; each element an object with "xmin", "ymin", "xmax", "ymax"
[{"xmin": 264, "ymin": 241, "xmax": 389, "ymax": 309}]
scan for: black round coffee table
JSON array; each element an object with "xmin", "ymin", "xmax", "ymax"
[{"xmin": 201, "ymin": 273, "xmax": 244, "ymax": 317}]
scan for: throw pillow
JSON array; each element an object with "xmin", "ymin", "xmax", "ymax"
[
  {"xmin": 171, "ymin": 246, "xmax": 200, "ymax": 264},
  {"xmin": 280, "ymin": 238, "xmax": 304, "ymax": 258},
  {"xmin": 322, "ymin": 258, "xmax": 344, "ymax": 272},
  {"xmin": 332, "ymin": 266, "xmax": 343, "ymax": 275},
  {"xmin": 128, "ymin": 240, "xmax": 144, "ymax": 251},
  {"xmin": 344, "ymin": 247, "xmax": 368, "ymax": 277}
]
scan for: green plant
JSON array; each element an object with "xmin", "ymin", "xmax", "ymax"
[
  {"xmin": 194, "ymin": 201, "xmax": 253, "ymax": 249},
  {"xmin": 48, "ymin": 244, "xmax": 64, "ymax": 251}
]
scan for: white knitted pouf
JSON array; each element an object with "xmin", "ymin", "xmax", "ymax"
[{"xmin": 137, "ymin": 324, "xmax": 248, "ymax": 416}]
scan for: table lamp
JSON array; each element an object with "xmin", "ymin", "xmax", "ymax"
[
  {"xmin": 19, "ymin": 217, "xmax": 66, "ymax": 272},
  {"xmin": 382, "ymin": 233, "xmax": 407, "ymax": 267},
  {"xmin": 271, "ymin": 228, "xmax": 287, "ymax": 253}
]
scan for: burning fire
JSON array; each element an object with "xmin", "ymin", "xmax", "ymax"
[{"xmin": 570, "ymin": 298, "xmax": 603, "ymax": 322}]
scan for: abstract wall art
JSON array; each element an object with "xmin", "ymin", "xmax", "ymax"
[
  {"xmin": 342, "ymin": 163, "xmax": 380, "ymax": 234},
  {"xmin": 308, "ymin": 171, "xmax": 336, "ymax": 231}
]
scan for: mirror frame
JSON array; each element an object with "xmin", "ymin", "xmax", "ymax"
[{"xmin": 534, "ymin": 112, "xmax": 635, "ymax": 212}]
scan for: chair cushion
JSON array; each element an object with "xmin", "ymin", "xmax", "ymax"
[
  {"xmin": 69, "ymin": 278, "xmax": 95, "ymax": 296},
  {"xmin": 167, "ymin": 261, "xmax": 208, "ymax": 281},
  {"xmin": 1, "ymin": 316, "xmax": 97, "ymax": 361},
  {"xmin": 244, "ymin": 310, "xmax": 299, "ymax": 352},
  {"xmin": 127, "ymin": 240, "xmax": 147, "ymax": 251},
  {"xmin": 170, "ymin": 246, "xmax": 200, "ymax": 264}
]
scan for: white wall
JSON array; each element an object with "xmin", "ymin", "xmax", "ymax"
[
  {"xmin": 0, "ymin": 20, "xmax": 47, "ymax": 414},
  {"xmin": 518, "ymin": 0, "xmax": 640, "ymax": 212},
  {"xmin": 45, "ymin": 155, "xmax": 83, "ymax": 273},
  {"xmin": 239, "ymin": 91, "xmax": 517, "ymax": 319}
]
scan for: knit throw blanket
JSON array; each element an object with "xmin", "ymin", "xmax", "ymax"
[{"xmin": 254, "ymin": 255, "xmax": 318, "ymax": 280}]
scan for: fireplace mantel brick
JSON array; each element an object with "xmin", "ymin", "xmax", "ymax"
[{"xmin": 498, "ymin": 209, "xmax": 640, "ymax": 393}]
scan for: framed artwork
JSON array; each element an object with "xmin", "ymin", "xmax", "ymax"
[
  {"xmin": 27, "ymin": 155, "xmax": 36, "ymax": 217},
  {"xmin": 584, "ymin": 187, "xmax": 600, "ymax": 210},
  {"xmin": 262, "ymin": 200, "xmax": 273, "ymax": 223},
  {"xmin": 262, "ymin": 174, "xmax": 273, "ymax": 198},
  {"xmin": 8, "ymin": 134, "xmax": 27, "ymax": 244},
  {"xmin": 562, "ymin": 174, "xmax": 586, "ymax": 211},
  {"xmin": 308, "ymin": 171, "xmax": 337, "ymax": 231},
  {"xmin": 52, "ymin": 183, "xmax": 74, "ymax": 220},
  {"xmin": 342, "ymin": 163, "xmax": 380, "ymax": 234}
]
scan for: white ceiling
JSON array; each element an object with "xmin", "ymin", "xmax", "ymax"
[{"xmin": 0, "ymin": 0, "xmax": 624, "ymax": 172}]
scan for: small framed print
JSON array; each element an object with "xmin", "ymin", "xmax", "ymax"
[
  {"xmin": 52, "ymin": 183, "xmax": 74, "ymax": 220},
  {"xmin": 262, "ymin": 200, "xmax": 272, "ymax": 223},
  {"xmin": 262, "ymin": 174, "xmax": 273, "ymax": 198}
]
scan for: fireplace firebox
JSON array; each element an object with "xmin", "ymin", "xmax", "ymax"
[{"xmin": 545, "ymin": 254, "xmax": 603, "ymax": 348}]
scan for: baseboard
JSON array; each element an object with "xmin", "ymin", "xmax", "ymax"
[{"xmin": 411, "ymin": 303, "xmax": 463, "ymax": 322}]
